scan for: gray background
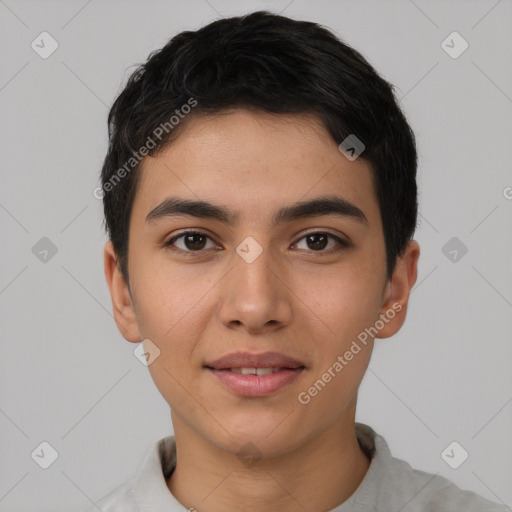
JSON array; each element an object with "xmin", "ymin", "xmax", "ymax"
[{"xmin": 1, "ymin": 0, "xmax": 511, "ymax": 510}]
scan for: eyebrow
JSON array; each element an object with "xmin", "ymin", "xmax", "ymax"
[{"xmin": 145, "ymin": 195, "xmax": 369, "ymax": 227}]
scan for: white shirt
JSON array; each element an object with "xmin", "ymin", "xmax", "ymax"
[{"xmin": 85, "ymin": 423, "xmax": 509, "ymax": 511}]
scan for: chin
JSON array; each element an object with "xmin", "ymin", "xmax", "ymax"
[{"xmin": 210, "ymin": 412, "xmax": 307, "ymax": 456}]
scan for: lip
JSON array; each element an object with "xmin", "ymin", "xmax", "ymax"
[
  {"xmin": 207, "ymin": 368, "xmax": 305, "ymax": 397},
  {"xmin": 204, "ymin": 351, "xmax": 305, "ymax": 370},
  {"xmin": 204, "ymin": 351, "xmax": 306, "ymax": 397}
]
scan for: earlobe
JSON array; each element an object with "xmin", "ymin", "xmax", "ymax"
[
  {"xmin": 103, "ymin": 241, "xmax": 141, "ymax": 343},
  {"xmin": 377, "ymin": 240, "xmax": 420, "ymax": 339}
]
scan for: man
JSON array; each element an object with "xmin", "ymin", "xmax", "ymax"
[{"xmin": 93, "ymin": 10, "xmax": 508, "ymax": 511}]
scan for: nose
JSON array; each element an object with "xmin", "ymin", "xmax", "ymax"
[{"xmin": 216, "ymin": 240, "xmax": 293, "ymax": 335}]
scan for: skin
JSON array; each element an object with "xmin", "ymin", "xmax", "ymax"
[{"xmin": 104, "ymin": 108, "xmax": 420, "ymax": 511}]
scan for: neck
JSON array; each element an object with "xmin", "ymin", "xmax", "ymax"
[{"xmin": 167, "ymin": 410, "xmax": 371, "ymax": 512}]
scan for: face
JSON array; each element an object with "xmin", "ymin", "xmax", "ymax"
[{"xmin": 104, "ymin": 108, "xmax": 419, "ymax": 458}]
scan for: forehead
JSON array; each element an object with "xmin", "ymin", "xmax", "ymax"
[{"xmin": 131, "ymin": 109, "xmax": 380, "ymax": 229}]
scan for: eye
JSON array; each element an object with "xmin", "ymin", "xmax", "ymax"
[
  {"xmin": 164, "ymin": 230, "xmax": 350, "ymax": 256},
  {"xmin": 165, "ymin": 231, "xmax": 218, "ymax": 254},
  {"xmin": 292, "ymin": 231, "xmax": 349, "ymax": 253}
]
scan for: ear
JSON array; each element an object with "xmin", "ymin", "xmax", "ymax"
[
  {"xmin": 103, "ymin": 241, "xmax": 141, "ymax": 343},
  {"xmin": 376, "ymin": 240, "xmax": 420, "ymax": 339}
]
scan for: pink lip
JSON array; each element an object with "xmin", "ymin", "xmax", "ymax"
[
  {"xmin": 204, "ymin": 351, "xmax": 306, "ymax": 397},
  {"xmin": 205, "ymin": 351, "xmax": 305, "ymax": 370},
  {"xmin": 207, "ymin": 368, "xmax": 304, "ymax": 397}
]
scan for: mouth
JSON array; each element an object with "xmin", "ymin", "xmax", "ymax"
[
  {"xmin": 204, "ymin": 351, "xmax": 306, "ymax": 397},
  {"xmin": 222, "ymin": 367, "xmax": 293, "ymax": 375}
]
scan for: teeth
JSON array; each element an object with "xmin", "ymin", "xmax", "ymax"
[
  {"xmin": 256, "ymin": 368, "xmax": 274, "ymax": 376},
  {"xmin": 230, "ymin": 367, "xmax": 282, "ymax": 375}
]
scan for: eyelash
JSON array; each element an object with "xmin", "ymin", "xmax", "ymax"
[{"xmin": 164, "ymin": 230, "xmax": 350, "ymax": 257}]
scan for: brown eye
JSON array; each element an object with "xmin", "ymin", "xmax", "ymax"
[
  {"xmin": 305, "ymin": 233, "xmax": 328, "ymax": 250},
  {"xmin": 165, "ymin": 231, "xmax": 216, "ymax": 252},
  {"xmin": 182, "ymin": 233, "xmax": 207, "ymax": 250},
  {"xmin": 293, "ymin": 232, "xmax": 349, "ymax": 253}
]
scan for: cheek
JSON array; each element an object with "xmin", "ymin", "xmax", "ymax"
[
  {"xmin": 131, "ymin": 272, "xmax": 205, "ymax": 400},
  {"xmin": 136, "ymin": 256, "xmax": 225, "ymax": 331},
  {"xmin": 299, "ymin": 266, "xmax": 382, "ymax": 348},
  {"xmin": 298, "ymin": 266, "xmax": 381, "ymax": 411},
  {"xmin": 132, "ymin": 262, "xmax": 207, "ymax": 339},
  {"xmin": 295, "ymin": 336, "xmax": 373, "ymax": 436}
]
